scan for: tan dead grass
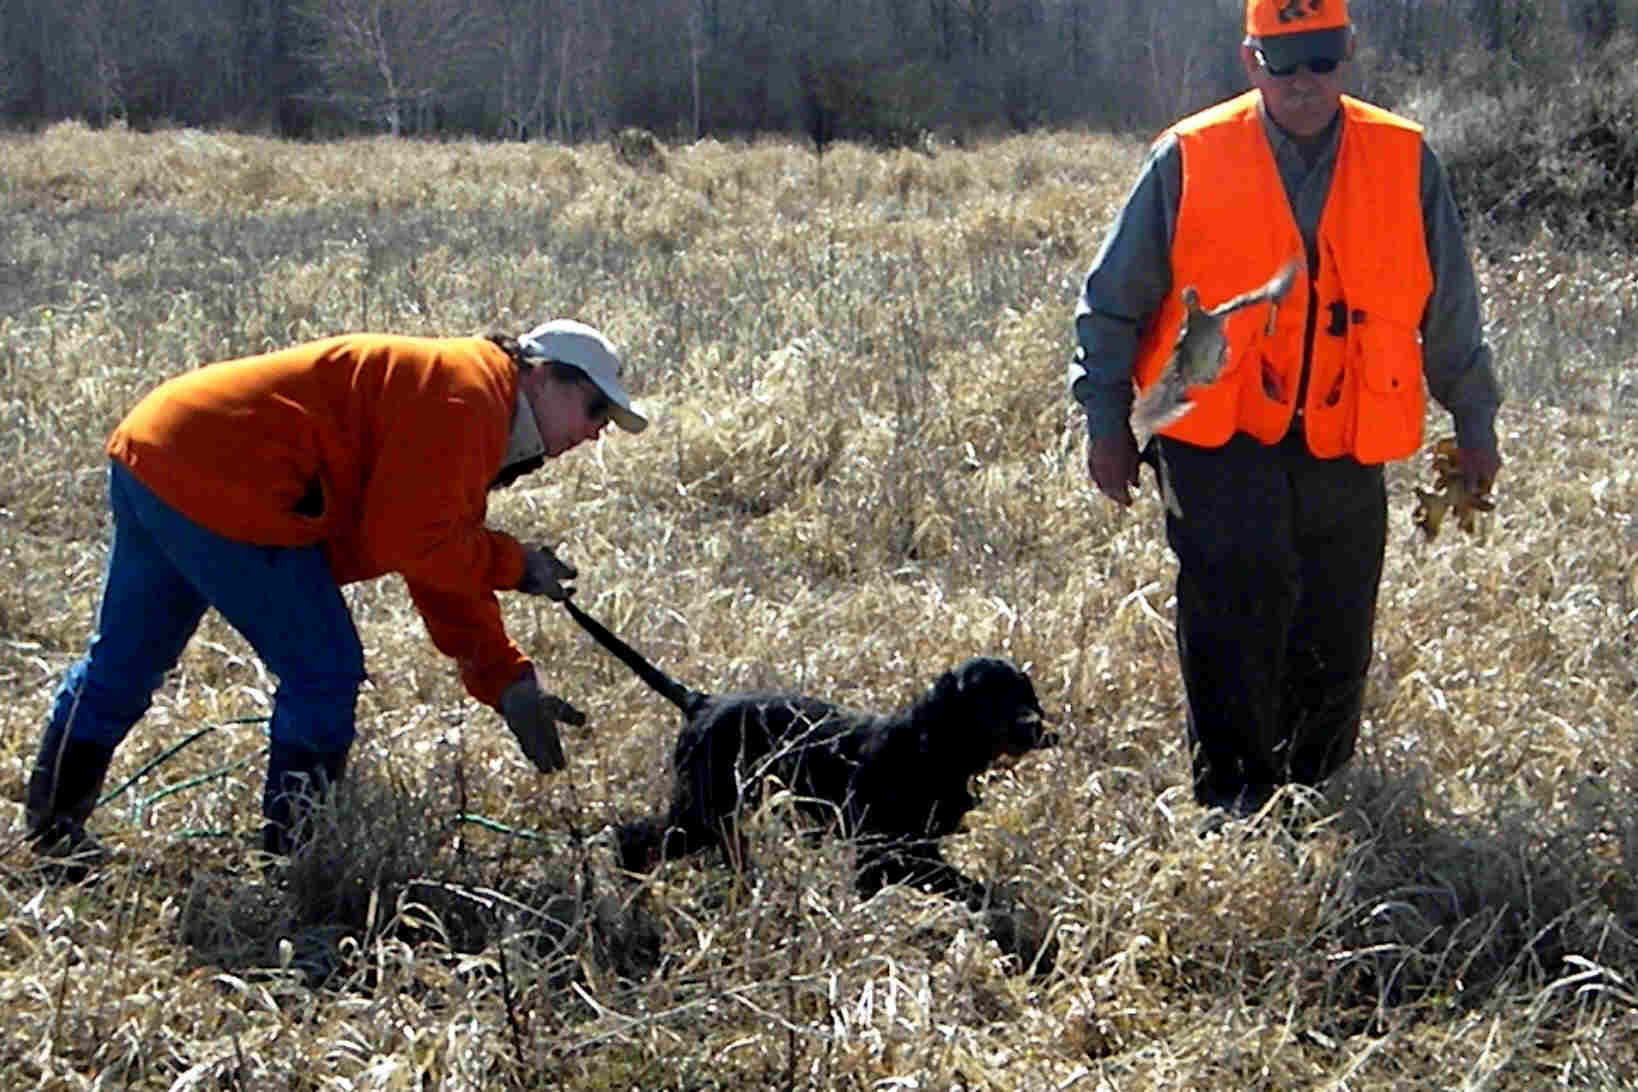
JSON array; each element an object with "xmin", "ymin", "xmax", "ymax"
[{"xmin": 2, "ymin": 122, "xmax": 1637, "ymax": 1089}]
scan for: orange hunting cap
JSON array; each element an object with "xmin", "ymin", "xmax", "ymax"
[
  {"xmin": 1244, "ymin": 0, "xmax": 1349, "ymax": 37},
  {"xmin": 1245, "ymin": 0, "xmax": 1349, "ymax": 68}
]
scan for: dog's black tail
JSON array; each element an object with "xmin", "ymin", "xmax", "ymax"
[{"xmin": 562, "ymin": 598, "xmax": 704, "ymax": 714}]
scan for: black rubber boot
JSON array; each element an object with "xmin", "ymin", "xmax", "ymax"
[
  {"xmin": 25, "ymin": 726, "xmax": 117, "ymax": 880},
  {"xmin": 261, "ymin": 745, "xmax": 348, "ymax": 857}
]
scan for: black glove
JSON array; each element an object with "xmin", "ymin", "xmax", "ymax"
[
  {"xmin": 497, "ymin": 669, "xmax": 586, "ymax": 773},
  {"xmin": 517, "ymin": 544, "xmax": 577, "ymax": 600}
]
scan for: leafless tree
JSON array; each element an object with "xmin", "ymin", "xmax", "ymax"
[
  {"xmin": 491, "ymin": 0, "xmax": 614, "ymax": 141},
  {"xmin": 302, "ymin": 0, "xmax": 496, "ymax": 134},
  {"xmin": 0, "ymin": 0, "xmax": 1631, "ymax": 138}
]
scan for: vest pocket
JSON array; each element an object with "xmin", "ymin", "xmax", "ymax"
[
  {"xmin": 1350, "ymin": 315, "xmax": 1424, "ymax": 464},
  {"xmin": 1234, "ymin": 343, "xmax": 1292, "ymax": 442}
]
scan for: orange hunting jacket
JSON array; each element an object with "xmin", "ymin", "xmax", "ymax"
[
  {"xmin": 107, "ymin": 334, "xmax": 530, "ymax": 706},
  {"xmin": 1134, "ymin": 92, "xmax": 1433, "ymax": 463}
]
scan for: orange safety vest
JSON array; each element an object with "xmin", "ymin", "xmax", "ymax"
[{"xmin": 1133, "ymin": 91, "xmax": 1432, "ymax": 463}]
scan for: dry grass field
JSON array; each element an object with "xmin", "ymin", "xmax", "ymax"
[{"xmin": 1, "ymin": 121, "xmax": 1636, "ymax": 1089}]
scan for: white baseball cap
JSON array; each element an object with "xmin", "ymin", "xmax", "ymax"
[{"xmin": 518, "ymin": 319, "xmax": 648, "ymax": 433}]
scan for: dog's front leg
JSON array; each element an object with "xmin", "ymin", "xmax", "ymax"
[
  {"xmin": 967, "ymin": 879, "xmax": 1058, "ymax": 977},
  {"xmin": 856, "ymin": 842, "xmax": 1057, "ymax": 977},
  {"xmin": 853, "ymin": 840, "xmax": 982, "ymax": 903}
]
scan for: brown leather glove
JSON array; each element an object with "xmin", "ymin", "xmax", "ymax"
[
  {"xmin": 517, "ymin": 544, "xmax": 577, "ymax": 600},
  {"xmin": 1087, "ymin": 428, "xmax": 1141, "ymax": 507},
  {"xmin": 497, "ymin": 669, "xmax": 586, "ymax": 773}
]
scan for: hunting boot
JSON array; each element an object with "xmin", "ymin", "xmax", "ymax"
[
  {"xmin": 261, "ymin": 745, "xmax": 348, "ymax": 857},
  {"xmin": 25, "ymin": 722, "xmax": 117, "ymax": 880}
]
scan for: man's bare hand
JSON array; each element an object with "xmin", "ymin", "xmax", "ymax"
[
  {"xmin": 1457, "ymin": 446, "xmax": 1502, "ymax": 497},
  {"xmin": 1087, "ymin": 429, "xmax": 1141, "ymax": 507}
]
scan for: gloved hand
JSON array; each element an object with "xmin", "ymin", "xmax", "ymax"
[
  {"xmin": 517, "ymin": 544, "xmax": 577, "ymax": 600},
  {"xmin": 1457, "ymin": 447, "xmax": 1501, "ymax": 497},
  {"xmin": 497, "ymin": 669, "xmax": 586, "ymax": 773},
  {"xmin": 1087, "ymin": 427, "xmax": 1141, "ymax": 507}
]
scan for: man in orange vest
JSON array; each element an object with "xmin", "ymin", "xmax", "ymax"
[
  {"xmin": 1068, "ymin": 0, "xmax": 1502, "ymax": 821},
  {"xmin": 26, "ymin": 320, "xmax": 648, "ymax": 869}
]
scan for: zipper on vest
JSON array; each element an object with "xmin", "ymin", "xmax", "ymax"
[{"xmin": 1292, "ymin": 257, "xmax": 1320, "ymax": 429}]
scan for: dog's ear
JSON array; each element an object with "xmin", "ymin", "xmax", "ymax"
[
  {"xmin": 931, "ymin": 668, "xmax": 964, "ymax": 702},
  {"xmin": 912, "ymin": 666, "xmax": 985, "ymax": 763}
]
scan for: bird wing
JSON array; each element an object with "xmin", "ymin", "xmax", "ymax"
[{"xmin": 1206, "ymin": 256, "xmax": 1302, "ymax": 333}]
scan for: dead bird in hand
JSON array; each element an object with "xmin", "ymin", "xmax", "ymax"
[
  {"xmin": 1131, "ymin": 256, "xmax": 1302, "ymax": 438},
  {"xmin": 1413, "ymin": 436, "xmax": 1495, "ymax": 540}
]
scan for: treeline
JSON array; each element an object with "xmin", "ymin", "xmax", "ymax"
[{"xmin": 0, "ymin": 0, "xmax": 1634, "ymax": 141}]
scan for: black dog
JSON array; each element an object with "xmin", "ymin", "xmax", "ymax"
[{"xmin": 563, "ymin": 599, "xmax": 1056, "ymax": 913}]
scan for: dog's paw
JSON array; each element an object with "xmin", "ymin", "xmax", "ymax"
[
  {"xmin": 608, "ymin": 816, "xmax": 668, "ymax": 874},
  {"xmin": 982, "ymin": 902, "xmax": 1058, "ymax": 978},
  {"xmin": 583, "ymin": 824, "xmax": 626, "ymax": 865}
]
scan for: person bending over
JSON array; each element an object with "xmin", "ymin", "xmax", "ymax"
[{"xmin": 26, "ymin": 319, "xmax": 647, "ymax": 864}]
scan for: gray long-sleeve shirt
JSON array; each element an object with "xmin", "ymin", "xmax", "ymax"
[{"xmin": 1071, "ymin": 99, "xmax": 1502, "ymax": 455}]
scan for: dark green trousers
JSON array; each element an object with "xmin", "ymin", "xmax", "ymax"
[{"xmin": 1154, "ymin": 429, "xmax": 1387, "ymax": 807}]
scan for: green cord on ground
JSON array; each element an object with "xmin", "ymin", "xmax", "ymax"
[
  {"xmin": 98, "ymin": 716, "xmax": 271, "ymax": 807},
  {"xmin": 455, "ymin": 813, "xmax": 550, "ymax": 842}
]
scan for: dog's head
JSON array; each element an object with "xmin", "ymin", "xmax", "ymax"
[{"xmin": 923, "ymin": 657, "xmax": 1055, "ymax": 766}]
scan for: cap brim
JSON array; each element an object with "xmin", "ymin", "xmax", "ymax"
[
  {"xmin": 610, "ymin": 402, "xmax": 648, "ymax": 434},
  {"xmin": 1253, "ymin": 27, "xmax": 1348, "ymax": 68},
  {"xmin": 585, "ymin": 374, "xmax": 648, "ymax": 433}
]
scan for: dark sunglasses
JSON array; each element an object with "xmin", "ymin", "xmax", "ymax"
[{"xmin": 1256, "ymin": 49, "xmax": 1342, "ymax": 77}]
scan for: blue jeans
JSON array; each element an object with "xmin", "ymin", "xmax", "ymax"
[{"xmin": 49, "ymin": 461, "xmax": 364, "ymax": 760}]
